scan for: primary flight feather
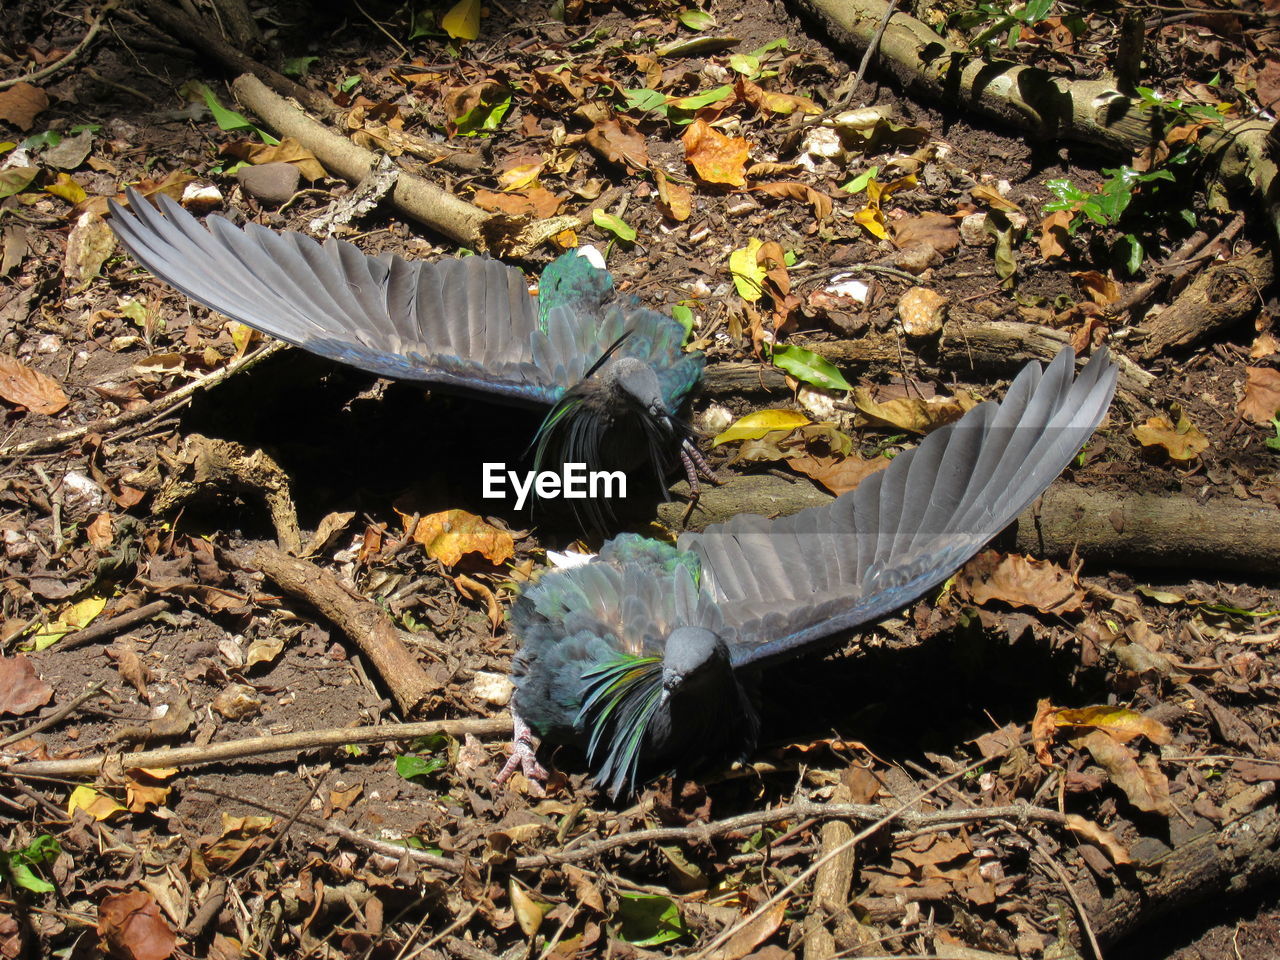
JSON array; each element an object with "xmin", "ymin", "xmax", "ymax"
[
  {"xmin": 501, "ymin": 347, "xmax": 1117, "ymax": 796},
  {"xmin": 107, "ymin": 190, "xmax": 709, "ymax": 524}
]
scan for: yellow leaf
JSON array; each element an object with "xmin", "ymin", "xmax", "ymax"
[
  {"xmin": 1054, "ymin": 705, "xmax": 1173, "ymax": 745},
  {"xmin": 403, "ymin": 509, "xmax": 514, "ymax": 567},
  {"xmin": 44, "ymin": 172, "xmax": 86, "ymax": 204},
  {"xmin": 1133, "ymin": 406, "xmax": 1209, "ymax": 461},
  {"xmin": 729, "ymin": 238, "xmax": 766, "ymax": 301},
  {"xmin": 713, "ymin": 409, "xmax": 810, "ymax": 446},
  {"xmin": 68, "ymin": 785, "xmax": 125, "ymax": 821},
  {"xmin": 441, "ymin": 0, "xmax": 481, "ymax": 41},
  {"xmin": 498, "ymin": 161, "xmax": 543, "ymax": 192},
  {"xmin": 854, "ymin": 206, "xmax": 888, "ymax": 240},
  {"xmin": 31, "ymin": 595, "xmax": 108, "ymax": 651}
]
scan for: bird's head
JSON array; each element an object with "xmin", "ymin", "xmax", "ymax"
[
  {"xmin": 606, "ymin": 355, "xmax": 673, "ymax": 433},
  {"xmin": 661, "ymin": 626, "xmax": 729, "ymax": 705}
]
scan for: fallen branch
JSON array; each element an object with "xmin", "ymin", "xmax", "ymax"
[
  {"xmin": 138, "ymin": 0, "xmax": 336, "ymax": 118},
  {"xmin": 37, "ymin": 599, "xmax": 172, "ymax": 655},
  {"xmin": 1138, "ymin": 247, "xmax": 1275, "ymax": 359},
  {"xmin": 0, "ymin": 682, "xmax": 107, "ymax": 749},
  {"xmin": 230, "ymin": 74, "xmax": 490, "ymax": 250},
  {"xmin": 663, "ymin": 474, "xmax": 1280, "ymax": 574},
  {"xmin": 700, "ymin": 322, "xmax": 1153, "ymax": 399},
  {"xmin": 0, "ymin": 340, "xmax": 285, "ymax": 459},
  {"xmin": 230, "ymin": 543, "xmax": 440, "ymax": 715},
  {"xmin": 4, "ymin": 716, "xmax": 511, "ymax": 778}
]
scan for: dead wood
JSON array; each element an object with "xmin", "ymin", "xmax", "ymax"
[
  {"xmin": 230, "ymin": 74, "xmax": 491, "ymax": 249},
  {"xmin": 4, "ymin": 716, "xmax": 511, "ymax": 778},
  {"xmin": 700, "ymin": 322, "xmax": 1153, "ymax": 400},
  {"xmin": 155, "ymin": 434, "xmax": 303, "ymax": 555},
  {"xmin": 663, "ymin": 473, "xmax": 1280, "ymax": 574},
  {"xmin": 1138, "ymin": 248, "xmax": 1275, "ymax": 359},
  {"xmin": 232, "ymin": 543, "xmax": 439, "ymax": 715},
  {"xmin": 137, "ymin": 0, "xmax": 335, "ymax": 119}
]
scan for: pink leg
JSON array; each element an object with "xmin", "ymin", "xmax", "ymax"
[{"xmin": 494, "ymin": 711, "xmax": 548, "ymax": 787}]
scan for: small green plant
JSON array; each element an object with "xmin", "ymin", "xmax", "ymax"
[
  {"xmin": 3, "ymin": 835, "xmax": 61, "ymax": 894},
  {"xmin": 1266, "ymin": 417, "xmax": 1280, "ymax": 452}
]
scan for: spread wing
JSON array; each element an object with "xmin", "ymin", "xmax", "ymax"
[
  {"xmin": 679, "ymin": 348, "xmax": 1117, "ymax": 668},
  {"xmin": 108, "ymin": 189, "xmax": 613, "ymax": 405}
]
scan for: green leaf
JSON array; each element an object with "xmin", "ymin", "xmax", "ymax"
[
  {"xmin": 455, "ymin": 91, "xmax": 511, "ymax": 136},
  {"xmin": 678, "ymin": 9, "xmax": 715, "ymax": 31},
  {"xmin": 748, "ymin": 37, "xmax": 790, "ymax": 57},
  {"xmin": 282, "ymin": 56, "xmax": 319, "ymax": 78},
  {"xmin": 3, "ymin": 835, "xmax": 61, "ymax": 893},
  {"xmin": 409, "ymin": 8, "xmax": 440, "ymax": 39},
  {"xmin": 396, "ymin": 754, "xmax": 446, "ymax": 781},
  {"xmin": 771, "ymin": 345, "xmax": 852, "ymax": 391},
  {"xmin": 668, "ymin": 84, "xmax": 734, "ymax": 112},
  {"xmin": 593, "ymin": 209, "xmax": 637, "ymax": 242},
  {"xmin": 0, "ymin": 166, "xmax": 38, "ymax": 200},
  {"xmin": 622, "ymin": 88, "xmax": 669, "ymax": 115},
  {"xmin": 340, "ymin": 75, "xmax": 362, "ymax": 93},
  {"xmin": 670, "ymin": 303, "xmax": 695, "ymax": 341},
  {"xmin": 729, "ymin": 53, "xmax": 760, "ymax": 76},
  {"xmin": 840, "ymin": 165, "xmax": 879, "ymax": 194},
  {"xmin": 20, "ymin": 130, "xmax": 60, "ymax": 151},
  {"xmin": 615, "ymin": 892, "xmax": 687, "ymax": 946},
  {"xmin": 195, "ymin": 83, "xmax": 279, "ymax": 144}
]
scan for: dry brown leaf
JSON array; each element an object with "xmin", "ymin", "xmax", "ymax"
[
  {"xmin": 853, "ymin": 388, "xmax": 978, "ymax": 434},
  {"xmin": 751, "ymin": 180, "xmax": 832, "ymax": 220},
  {"xmin": 1031, "ymin": 698, "xmax": 1057, "ymax": 766},
  {"xmin": 1133, "ymin": 408, "xmax": 1209, "ymax": 460},
  {"xmin": 893, "ymin": 212, "xmax": 960, "ymax": 255},
  {"xmin": 97, "ymin": 891, "xmax": 177, "ymax": 960},
  {"xmin": 1039, "ymin": 209, "xmax": 1073, "ymax": 259},
  {"xmin": 0, "ymin": 655, "xmax": 53, "ymax": 716},
  {"xmin": 786, "ymin": 452, "xmax": 888, "ymax": 495},
  {"xmin": 1250, "ymin": 331, "xmax": 1280, "ymax": 359},
  {"xmin": 0, "ymin": 81, "xmax": 49, "ymax": 130},
  {"xmin": 0, "ymin": 353, "xmax": 69, "ymax": 415},
  {"xmin": 655, "ymin": 169, "xmax": 692, "ymax": 221},
  {"xmin": 682, "ymin": 118, "xmax": 749, "ymax": 187},
  {"xmin": 707, "ymin": 899, "xmax": 788, "ymax": 960},
  {"xmin": 1077, "ymin": 730, "xmax": 1173, "ymax": 815},
  {"xmin": 508, "ymin": 879, "xmax": 548, "ymax": 938},
  {"xmin": 1053, "ymin": 705, "xmax": 1172, "ymax": 745},
  {"xmin": 65, "ymin": 209, "xmax": 117, "ymax": 286},
  {"xmin": 584, "ymin": 117, "xmax": 649, "ymax": 172},
  {"xmin": 955, "ymin": 550, "xmax": 1084, "ymax": 615},
  {"xmin": 473, "ymin": 187, "xmax": 564, "ymax": 218},
  {"xmin": 454, "ymin": 574, "xmax": 503, "ymax": 632},
  {"xmin": 1239, "ymin": 366, "xmax": 1280, "ymax": 424},
  {"xmin": 970, "ymin": 183, "xmax": 1022, "ymax": 213},
  {"xmin": 1064, "ymin": 813, "xmax": 1132, "ymax": 865},
  {"xmin": 406, "ymin": 509, "xmax": 515, "ymax": 567},
  {"xmin": 1072, "ymin": 269, "xmax": 1120, "ymax": 306},
  {"xmin": 242, "ymin": 136, "xmax": 326, "ymax": 181}
]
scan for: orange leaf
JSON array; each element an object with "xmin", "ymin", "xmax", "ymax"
[
  {"xmin": 0, "ymin": 353, "xmax": 69, "ymax": 415},
  {"xmin": 655, "ymin": 169, "xmax": 692, "ymax": 222},
  {"xmin": 682, "ymin": 118, "xmax": 748, "ymax": 187},
  {"xmin": 405, "ymin": 509, "xmax": 515, "ymax": 567}
]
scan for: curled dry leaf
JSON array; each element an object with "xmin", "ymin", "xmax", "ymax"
[
  {"xmin": 751, "ymin": 180, "xmax": 833, "ymax": 220},
  {"xmin": 897, "ymin": 287, "xmax": 948, "ymax": 337},
  {"xmin": 585, "ymin": 117, "xmax": 650, "ymax": 172},
  {"xmin": 1076, "ymin": 730, "xmax": 1173, "ymax": 815},
  {"xmin": 1054, "ymin": 704, "xmax": 1173, "ymax": 745},
  {"xmin": 955, "ymin": 550, "xmax": 1084, "ymax": 615},
  {"xmin": 655, "ymin": 169, "xmax": 692, "ymax": 221},
  {"xmin": 853, "ymin": 387, "xmax": 978, "ymax": 434},
  {"xmin": 405, "ymin": 509, "xmax": 515, "ymax": 567},
  {"xmin": 0, "ymin": 353, "xmax": 70, "ymax": 416},
  {"xmin": 1239, "ymin": 366, "xmax": 1280, "ymax": 424},
  {"xmin": 786, "ymin": 452, "xmax": 888, "ymax": 496},
  {"xmin": 682, "ymin": 118, "xmax": 749, "ymax": 187},
  {"xmin": 1133, "ymin": 407, "xmax": 1209, "ymax": 461},
  {"xmin": 1064, "ymin": 813, "xmax": 1132, "ymax": 865}
]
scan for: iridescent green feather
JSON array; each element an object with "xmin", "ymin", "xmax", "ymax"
[{"xmin": 577, "ymin": 653, "xmax": 663, "ymax": 797}]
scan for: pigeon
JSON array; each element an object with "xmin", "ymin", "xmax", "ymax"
[
  {"xmin": 500, "ymin": 347, "xmax": 1117, "ymax": 796},
  {"xmin": 107, "ymin": 190, "xmax": 710, "ymax": 524}
]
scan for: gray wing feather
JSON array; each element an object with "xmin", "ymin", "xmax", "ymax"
[
  {"xmin": 679, "ymin": 348, "xmax": 1117, "ymax": 668},
  {"xmin": 108, "ymin": 189, "xmax": 603, "ymax": 404}
]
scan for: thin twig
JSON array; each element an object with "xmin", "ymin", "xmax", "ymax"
[
  {"xmin": 38, "ymin": 599, "xmax": 171, "ymax": 655},
  {"xmin": 849, "ymin": 0, "xmax": 899, "ymax": 103},
  {"xmin": 0, "ymin": 340, "xmax": 285, "ymax": 459},
  {"xmin": 0, "ymin": 682, "xmax": 106, "ymax": 748},
  {"xmin": 0, "ymin": 1, "xmax": 117, "ymax": 91},
  {"xmin": 5, "ymin": 715, "xmax": 512, "ymax": 777},
  {"xmin": 1033, "ymin": 844, "xmax": 1104, "ymax": 960}
]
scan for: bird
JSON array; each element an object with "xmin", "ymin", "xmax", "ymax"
[
  {"xmin": 499, "ymin": 347, "xmax": 1117, "ymax": 796},
  {"xmin": 106, "ymin": 189, "xmax": 710, "ymax": 526}
]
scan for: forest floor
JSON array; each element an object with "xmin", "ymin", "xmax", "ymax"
[{"xmin": 3, "ymin": 1, "xmax": 1280, "ymax": 959}]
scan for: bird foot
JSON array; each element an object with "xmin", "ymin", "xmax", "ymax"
[
  {"xmin": 679, "ymin": 438, "xmax": 719, "ymax": 524},
  {"xmin": 494, "ymin": 713, "xmax": 548, "ymax": 792}
]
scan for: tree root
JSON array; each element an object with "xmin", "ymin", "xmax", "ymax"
[
  {"xmin": 663, "ymin": 473, "xmax": 1280, "ymax": 574},
  {"xmin": 228, "ymin": 542, "xmax": 442, "ymax": 716}
]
